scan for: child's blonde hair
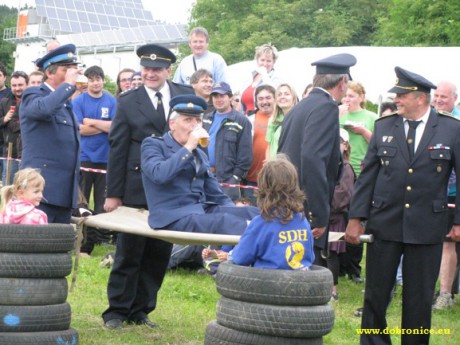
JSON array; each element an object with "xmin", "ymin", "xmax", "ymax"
[
  {"xmin": 0, "ymin": 168, "xmax": 45, "ymax": 211},
  {"xmin": 256, "ymin": 154, "xmax": 305, "ymax": 224}
]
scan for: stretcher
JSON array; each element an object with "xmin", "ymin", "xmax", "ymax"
[{"xmin": 71, "ymin": 206, "xmax": 373, "ymax": 246}]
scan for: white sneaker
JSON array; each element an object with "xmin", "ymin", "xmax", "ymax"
[{"xmin": 433, "ymin": 292, "xmax": 453, "ymax": 310}]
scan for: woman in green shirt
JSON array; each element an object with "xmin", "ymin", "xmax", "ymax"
[
  {"xmin": 265, "ymin": 83, "xmax": 299, "ymax": 159},
  {"xmin": 339, "ymin": 81, "xmax": 377, "ymax": 176}
]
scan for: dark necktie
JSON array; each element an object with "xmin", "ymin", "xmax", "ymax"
[
  {"xmin": 407, "ymin": 120, "xmax": 421, "ymax": 159},
  {"xmin": 156, "ymin": 91, "xmax": 166, "ymax": 122}
]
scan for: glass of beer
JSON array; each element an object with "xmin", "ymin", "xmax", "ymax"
[
  {"xmin": 191, "ymin": 124, "xmax": 209, "ymax": 147},
  {"xmin": 76, "ymin": 75, "xmax": 88, "ymax": 89},
  {"xmin": 198, "ymin": 136, "xmax": 209, "ymax": 148}
]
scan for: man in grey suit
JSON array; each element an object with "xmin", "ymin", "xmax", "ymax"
[
  {"xmin": 102, "ymin": 44, "xmax": 194, "ymax": 329},
  {"xmin": 345, "ymin": 67, "xmax": 460, "ymax": 345}
]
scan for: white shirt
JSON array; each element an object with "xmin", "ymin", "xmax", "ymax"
[
  {"xmin": 404, "ymin": 107, "xmax": 431, "ymax": 152},
  {"xmin": 144, "ymin": 83, "xmax": 171, "ymax": 120},
  {"xmin": 172, "ymin": 51, "xmax": 229, "ymax": 85},
  {"xmin": 44, "ymin": 82, "xmax": 55, "ymax": 92}
]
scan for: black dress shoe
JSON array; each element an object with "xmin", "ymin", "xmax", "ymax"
[
  {"xmin": 105, "ymin": 319, "xmax": 123, "ymax": 329},
  {"xmin": 354, "ymin": 307, "xmax": 363, "ymax": 317},
  {"xmin": 350, "ymin": 274, "xmax": 364, "ymax": 283},
  {"xmin": 135, "ymin": 317, "xmax": 157, "ymax": 328}
]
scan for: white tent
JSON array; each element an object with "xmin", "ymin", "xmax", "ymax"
[{"xmin": 227, "ymin": 46, "xmax": 460, "ymax": 104}]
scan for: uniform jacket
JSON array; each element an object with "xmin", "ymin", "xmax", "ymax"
[
  {"xmin": 20, "ymin": 83, "xmax": 80, "ymax": 209},
  {"xmin": 141, "ymin": 132, "xmax": 233, "ymax": 228},
  {"xmin": 203, "ymin": 108, "xmax": 253, "ymax": 181},
  {"xmin": 278, "ymin": 88, "xmax": 342, "ymax": 248},
  {"xmin": 106, "ymin": 81, "xmax": 193, "ymax": 206},
  {"xmin": 349, "ymin": 109, "xmax": 460, "ymax": 244}
]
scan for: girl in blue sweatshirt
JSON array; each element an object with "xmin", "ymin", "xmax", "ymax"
[{"xmin": 232, "ymin": 154, "xmax": 315, "ymax": 269}]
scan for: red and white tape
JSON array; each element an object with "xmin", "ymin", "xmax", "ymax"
[{"xmin": 80, "ymin": 167, "xmax": 107, "ymax": 174}]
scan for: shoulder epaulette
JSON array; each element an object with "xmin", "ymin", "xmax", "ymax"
[
  {"xmin": 171, "ymin": 81, "xmax": 194, "ymax": 91},
  {"xmin": 375, "ymin": 112, "xmax": 398, "ymax": 121},
  {"xmin": 119, "ymin": 87, "xmax": 138, "ymax": 97},
  {"xmin": 438, "ymin": 110, "xmax": 460, "ymax": 122},
  {"xmin": 150, "ymin": 133, "xmax": 164, "ymax": 140}
]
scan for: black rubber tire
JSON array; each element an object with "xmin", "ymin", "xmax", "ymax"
[
  {"xmin": 0, "ymin": 303, "xmax": 71, "ymax": 332},
  {"xmin": 0, "ymin": 328, "xmax": 78, "ymax": 344},
  {"xmin": 216, "ymin": 262, "xmax": 333, "ymax": 306},
  {"xmin": 0, "ymin": 224, "xmax": 75, "ymax": 253},
  {"xmin": 216, "ymin": 297, "xmax": 334, "ymax": 338},
  {"xmin": 0, "ymin": 253, "xmax": 72, "ymax": 278},
  {"xmin": 205, "ymin": 320, "xmax": 323, "ymax": 345},
  {"xmin": 0, "ymin": 278, "xmax": 68, "ymax": 305}
]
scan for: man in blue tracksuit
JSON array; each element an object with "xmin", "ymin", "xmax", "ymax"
[{"xmin": 203, "ymin": 82, "xmax": 252, "ymax": 200}]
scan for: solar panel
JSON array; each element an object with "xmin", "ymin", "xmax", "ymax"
[
  {"xmin": 99, "ymin": 15, "xmax": 109, "ymax": 26},
  {"xmin": 155, "ymin": 26, "xmax": 167, "ymax": 40},
  {"xmin": 67, "ymin": 11, "xmax": 78, "ymax": 21},
  {"xmin": 108, "ymin": 16, "xmax": 119, "ymax": 27},
  {"xmin": 84, "ymin": 2, "xmax": 95, "ymax": 13},
  {"xmin": 75, "ymin": 2, "xmax": 85, "ymax": 11},
  {"xmin": 106, "ymin": 6, "xmax": 115, "ymax": 15},
  {"xmin": 66, "ymin": 23, "xmax": 187, "ymax": 49},
  {"xmin": 35, "ymin": 0, "xmax": 159, "ymax": 34},
  {"xmin": 60, "ymin": 20, "xmax": 71, "ymax": 32},
  {"xmin": 121, "ymin": 27, "xmax": 137, "ymax": 43},
  {"xmin": 69, "ymin": 21, "xmax": 80, "ymax": 32},
  {"xmin": 65, "ymin": 0, "xmax": 76, "ymax": 10},
  {"xmin": 46, "ymin": 7, "xmax": 58, "ymax": 19},
  {"xmin": 118, "ymin": 17, "xmax": 129, "ymax": 28},
  {"xmin": 77, "ymin": 11, "xmax": 88, "ymax": 23},
  {"xmin": 94, "ymin": 4, "xmax": 105, "ymax": 14}
]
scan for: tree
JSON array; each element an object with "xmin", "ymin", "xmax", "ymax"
[
  {"xmin": 186, "ymin": 0, "xmax": 387, "ymax": 64},
  {"xmin": 0, "ymin": 5, "xmax": 18, "ymax": 73},
  {"xmin": 374, "ymin": 0, "xmax": 460, "ymax": 46}
]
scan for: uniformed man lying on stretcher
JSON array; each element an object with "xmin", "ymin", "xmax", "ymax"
[{"xmin": 141, "ymin": 94, "xmax": 259, "ymax": 236}]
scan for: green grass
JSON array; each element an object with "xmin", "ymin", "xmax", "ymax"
[{"xmin": 68, "ymin": 246, "xmax": 460, "ymax": 345}]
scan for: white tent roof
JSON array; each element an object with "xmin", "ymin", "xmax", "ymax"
[{"xmin": 228, "ymin": 46, "xmax": 460, "ymax": 104}]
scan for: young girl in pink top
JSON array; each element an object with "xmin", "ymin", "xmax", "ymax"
[{"xmin": 0, "ymin": 168, "xmax": 48, "ymax": 224}]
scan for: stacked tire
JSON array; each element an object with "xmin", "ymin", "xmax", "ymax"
[
  {"xmin": 0, "ymin": 224, "xmax": 79, "ymax": 344},
  {"xmin": 205, "ymin": 262, "xmax": 335, "ymax": 344}
]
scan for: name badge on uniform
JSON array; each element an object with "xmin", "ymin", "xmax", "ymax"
[
  {"xmin": 382, "ymin": 136, "xmax": 393, "ymax": 143},
  {"xmin": 428, "ymin": 144, "xmax": 450, "ymax": 150}
]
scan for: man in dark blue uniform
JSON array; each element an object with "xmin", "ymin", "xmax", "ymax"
[
  {"xmin": 278, "ymin": 53, "xmax": 357, "ymax": 262},
  {"xmin": 20, "ymin": 44, "xmax": 81, "ymax": 223},
  {"xmin": 141, "ymin": 94, "xmax": 258, "ymax": 235},
  {"xmin": 345, "ymin": 67, "xmax": 460, "ymax": 345},
  {"xmin": 102, "ymin": 44, "xmax": 194, "ymax": 330}
]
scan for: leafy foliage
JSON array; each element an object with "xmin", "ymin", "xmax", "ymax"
[
  {"xmin": 0, "ymin": 5, "xmax": 18, "ymax": 73},
  {"xmin": 374, "ymin": 0, "xmax": 460, "ymax": 46},
  {"xmin": 104, "ymin": 75, "xmax": 117, "ymax": 96},
  {"xmin": 187, "ymin": 0, "xmax": 387, "ymax": 64},
  {"xmin": 180, "ymin": 0, "xmax": 459, "ymax": 65}
]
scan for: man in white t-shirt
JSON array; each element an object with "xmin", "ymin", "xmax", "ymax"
[{"xmin": 173, "ymin": 27, "xmax": 229, "ymax": 85}]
